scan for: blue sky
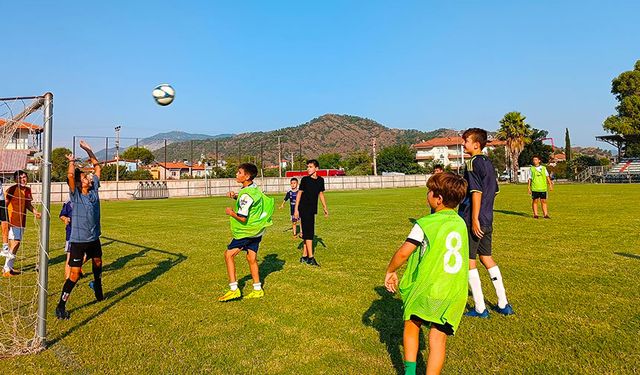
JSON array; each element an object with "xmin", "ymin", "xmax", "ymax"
[{"xmin": 2, "ymin": 0, "xmax": 639, "ymax": 150}]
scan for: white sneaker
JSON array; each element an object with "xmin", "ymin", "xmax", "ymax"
[{"xmin": 0, "ymin": 246, "xmax": 15, "ymax": 260}]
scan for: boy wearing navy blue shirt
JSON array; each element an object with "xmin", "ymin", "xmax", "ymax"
[
  {"xmin": 279, "ymin": 178, "xmax": 300, "ymax": 238},
  {"xmin": 59, "ymin": 199, "xmax": 73, "ymax": 279},
  {"xmin": 458, "ymin": 128, "xmax": 514, "ymax": 318}
]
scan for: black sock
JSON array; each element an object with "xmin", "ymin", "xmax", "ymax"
[
  {"xmin": 58, "ymin": 279, "xmax": 77, "ymax": 308},
  {"xmin": 92, "ymin": 263, "xmax": 104, "ymax": 301}
]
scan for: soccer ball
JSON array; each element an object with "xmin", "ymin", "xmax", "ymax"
[{"xmin": 152, "ymin": 84, "xmax": 175, "ymax": 106}]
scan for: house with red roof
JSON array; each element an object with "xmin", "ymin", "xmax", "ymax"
[
  {"xmin": 149, "ymin": 161, "xmax": 208, "ymax": 180},
  {"xmin": 413, "ymin": 136, "xmax": 506, "ymax": 169},
  {"xmin": 0, "ymin": 119, "xmax": 43, "ymax": 178}
]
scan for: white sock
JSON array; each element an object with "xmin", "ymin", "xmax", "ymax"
[
  {"xmin": 468, "ymin": 268, "xmax": 486, "ymax": 313},
  {"xmin": 488, "ymin": 266, "xmax": 508, "ymax": 308},
  {"xmin": 253, "ymin": 282, "xmax": 262, "ymax": 291},
  {"xmin": 229, "ymin": 282, "xmax": 238, "ymax": 291}
]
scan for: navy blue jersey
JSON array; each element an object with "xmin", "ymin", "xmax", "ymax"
[
  {"xmin": 59, "ymin": 200, "xmax": 73, "ymax": 241},
  {"xmin": 458, "ymin": 154, "xmax": 499, "ymax": 228},
  {"xmin": 284, "ymin": 190, "xmax": 298, "ymax": 214}
]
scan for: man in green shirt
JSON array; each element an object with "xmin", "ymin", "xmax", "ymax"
[
  {"xmin": 528, "ymin": 156, "xmax": 554, "ymax": 219},
  {"xmin": 218, "ymin": 163, "xmax": 274, "ymax": 302},
  {"xmin": 385, "ymin": 173, "xmax": 469, "ymax": 375}
]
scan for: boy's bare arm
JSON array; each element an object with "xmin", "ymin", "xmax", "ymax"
[
  {"xmin": 471, "ymin": 192, "xmax": 483, "ymax": 238},
  {"xmin": 319, "ymin": 191, "xmax": 328, "ymax": 216},
  {"xmin": 66, "ymin": 154, "xmax": 76, "ymax": 192},
  {"xmin": 293, "ymin": 190, "xmax": 303, "ymax": 219},
  {"xmin": 547, "ymin": 175, "xmax": 554, "ymax": 191},
  {"xmin": 385, "ymin": 241, "xmax": 418, "ymax": 293},
  {"xmin": 225, "ymin": 207, "xmax": 247, "ymax": 223},
  {"xmin": 80, "ymin": 140, "xmax": 101, "ymax": 178}
]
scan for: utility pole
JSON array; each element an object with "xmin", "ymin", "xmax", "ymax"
[
  {"xmin": 215, "ymin": 140, "xmax": 219, "ymax": 168},
  {"xmin": 164, "ymin": 139, "xmax": 167, "ymax": 180},
  {"xmin": 115, "ymin": 126, "xmax": 121, "ymax": 183},
  {"xmin": 299, "ymin": 142, "xmax": 302, "ymax": 171},
  {"xmin": 260, "ymin": 143, "xmax": 264, "ymax": 178},
  {"xmin": 372, "ymin": 137, "xmax": 378, "ymax": 176},
  {"xmin": 290, "ymin": 152, "xmax": 294, "ymax": 173},
  {"xmin": 277, "ymin": 135, "xmax": 282, "ymax": 177},
  {"xmin": 238, "ymin": 143, "xmax": 242, "ymax": 165}
]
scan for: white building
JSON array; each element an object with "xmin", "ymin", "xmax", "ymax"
[
  {"xmin": 0, "ymin": 119, "xmax": 43, "ymax": 178},
  {"xmin": 413, "ymin": 136, "xmax": 506, "ymax": 169}
]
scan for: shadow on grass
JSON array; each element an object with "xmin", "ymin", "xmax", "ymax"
[
  {"xmin": 494, "ymin": 209, "xmax": 529, "ymax": 217},
  {"xmin": 296, "ymin": 235, "xmax": 327, "ymax": 252},
  {"xmin": 238, "ymin": 253, "xmax": 285, "ymax": 290},
  {"xmin": 408, "ymin": 218, "xmax": 417, "ymax": 224},
  {"xmin": 362, "ymin": 286, "xmax": 425, "ymax": 375},
  {"xmin": 615, "ymin": 252, "xmax": 640, "ymax": 260},
  {"xmin": 48, "ymin": 236, "xmax": 187, "ymax": 346}
]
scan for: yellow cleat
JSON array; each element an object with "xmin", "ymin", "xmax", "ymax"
[
  {"xmin": 217, "ymin": 289, "xmax": 241, "ymax": 302},
  {"xmin": 244, "ymin": 289, "xmax": 264, "ymax": 299}
]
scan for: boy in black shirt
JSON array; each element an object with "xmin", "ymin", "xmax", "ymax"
[
  {"xmin": 293, "ymin": 160, "xmax": 328, "ymax": 266},
  {"xmin": 458, "ymin": 128, "xmax": 514, "ymax": 318}
]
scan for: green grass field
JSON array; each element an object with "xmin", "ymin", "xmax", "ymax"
[{"xmin": 4, "ymin": 184, "xmax": 640, "ymax": 373}]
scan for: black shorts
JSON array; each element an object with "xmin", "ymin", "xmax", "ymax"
[
  {"xmin": 0, "ymin": 200, "xmax": 6, "ymax": 222},
  {"xmin": 227, "ymin": 236, "xmax": 262, "ymax": 253},
  {"xmin": 532, "ymin": 191, "xmax": 547, "ymax": 200},
  {"xmin": 469, "ymin": 226, "xmax": 492, "ymax": 259},
  {"xmin": 410, "ymin": 315, "xmax": 455, "ymax": 336},
  {"xmin": 300, "ymin": 213, "xmax": 315, "ymax": 240},
  {"xmin": 68, "ymin": 239, "xmax": 102, "ymax": 267}
]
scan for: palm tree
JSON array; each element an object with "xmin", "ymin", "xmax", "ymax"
[{"xmin": 496, "ymin": 112, "xmax": 533, "ymax": 182}]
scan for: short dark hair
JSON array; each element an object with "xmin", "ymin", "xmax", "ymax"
[
  {"xmin": 433, "ymin": 164, "xmax": 444, "ymax": 171},
  {"xmin": 290, "ymin": 177, "xmax": 298, "ymax": 183},
  {"xmin": 74, "ymin": 168, "xmax": 84, "ymax": 185},
  {"xmin": 427, "ymin": 172, "xmax": 468, "ymax": 209},
  {"xmin": 462, "ymin": 128, "xmax": 488, "ymax": 149},
  {"xmin": 13, "ymin": 170, "xmax": 27, "ymax": 180},
  {"xmin": 532, "ymin": 155, "xmax": 541, "ymax": 160},
  {"xmin": 306, "ymin": 159, "xmax": 319, "ymax": 168},
  {"xmin": 238, "ymin": 163, "xmax": 258, "ymax": 180}
]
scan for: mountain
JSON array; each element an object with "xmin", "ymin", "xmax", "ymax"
[
  {"xmin": 94, "ymin": 131, "xmax": 233, "ymax": 160},
  {"xmin": 139, "ymin": 131, "xmax": 233, "ymax": 151},
  {"xmin": 151, "ymin": 114, "xmax": 459, "ymax": 164}
]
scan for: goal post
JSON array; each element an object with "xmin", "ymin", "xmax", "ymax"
[
  {"xmin": 0, "ymin": 93, "xmax": 53, "ymax": 356},
  {"xmin": 36, "ymin": 92, "xmax": 53, "ymax": 344}
]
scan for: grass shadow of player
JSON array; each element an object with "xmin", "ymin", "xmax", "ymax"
[
  {"xmin": 296, "ymin": 235, "xmax": 327, "ymax": 252},
  {"xmin": 494, "ymin": 209, "xmax": 529, "ymax": 217},
  {"xmin": 408, "ymin": 218, "xmax": 417, "ymax": 225},
  {"xmin": 615, "ymin": 252, "xmax": 640, "ymax": 260},
  {"xmin": 48, "ymin": 236, "xmax": 187, "ymax": 346},
  {"xmin": 237, "ymin": 253, "xmax": 285, "ymax": 290},
  {"xmin": 362, "ymin": 286, "xmax": 426, "ymax": 375}
]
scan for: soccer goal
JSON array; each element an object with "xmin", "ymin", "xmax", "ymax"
[{"xmin": 0, "ymin": 93, "xmax": 53, "ymax": 356}]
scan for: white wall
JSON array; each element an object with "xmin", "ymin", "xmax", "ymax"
[{"xmin": 30, "ymin": 174, "xmax": 431, "ymax": 203}]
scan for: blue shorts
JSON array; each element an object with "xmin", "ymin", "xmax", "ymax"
[{"xmin": 227, "ymin": 236, "xmax": 262, "ymax": 253}]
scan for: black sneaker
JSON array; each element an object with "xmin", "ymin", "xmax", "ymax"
[
  {"xmin": 543, "ymin": 215, "xmax": 551, "ymax": 219},
  {"xmin": 300, "ymin": 256, "xmax": 308, "ymax": 264},
  {"xmin": 93, "ymin": 280, "xmax": 104, "ymax": 301},
  {"xmin": 307, "ymin": 257, "xmax": 320, "ymax": 267},
  {"xmin": 55, "ymin": 305, "xmax": 70, "ymax": 320}
]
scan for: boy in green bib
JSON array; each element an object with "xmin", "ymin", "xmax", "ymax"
[
  {"xmin": 218, "ymin": 163, "xmax": 274, "ymax": 302},
  {"xmin": 528, "ymin": 155, "xmax": 553, "ymax": 219},
  {"xmin": 385, "ymin": 173, "xmax": 469, "ymax": 375}
]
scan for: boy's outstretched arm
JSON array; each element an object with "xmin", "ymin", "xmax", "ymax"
[
  {"xmin": 384, "ymin": 241, "xmax": 417, "ymax": 293},
  {"xmin": 79, "ymin": 140, "xmax": 101, "ymax": 178}
]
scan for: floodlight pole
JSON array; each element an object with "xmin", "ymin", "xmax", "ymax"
[
  {"xmin": 277, "ymin": 136, "xmax": 282, "ymax": 178},
  {"xmin": 372, "ymin": 138, "xmax": 378, "ymax": 176},
  {"xmin": 115, "ymin": 126, "xmax": 121, "ymax": 199},
  {"xmin": 37, "ymin": 92, "xmax": 53, "ymax": 344}
]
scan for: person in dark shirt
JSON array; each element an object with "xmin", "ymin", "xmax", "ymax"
[
  {"xmin": 458, "ymin": 128, "xmax": 514, "ymax": 318},
  {"xmin": 293, "ymin": 160, "xmax": 328, "ymax": 267},
  {"xmin": 279, "ymin": 178, "xmax": 300, "ymax": 238}
]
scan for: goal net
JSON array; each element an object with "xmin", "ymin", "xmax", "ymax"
[{"xmin": 0, "ymin": 94, "xmax": 52, "ymax": 357}]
